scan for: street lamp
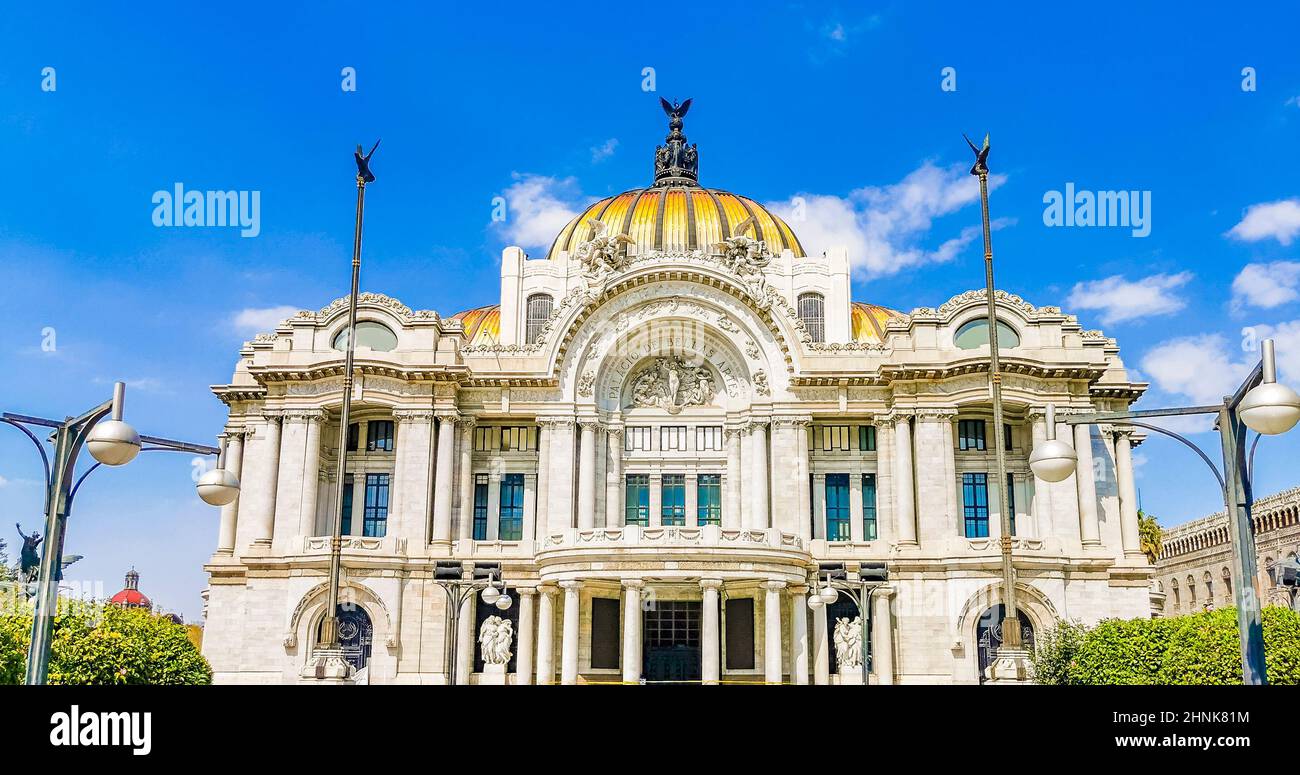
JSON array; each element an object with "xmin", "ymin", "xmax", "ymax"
[
  {"xmin": 1, "ymin": 381, "xmax": 239, "ymax": 684},
  {"xmin": 806, "ymin": 562, "xmax": 887, "ymax": 685},
  {"xmin": 432, "ymin": 560, "xmax": 507, "ymax": 685},
  {"xmin": 1060, "ymin": 337, "xmax": 1299, "ymax": 685},
  {"xmin": 1028, "ymin": 404, "xmax": 1078, "ymax": 483}
]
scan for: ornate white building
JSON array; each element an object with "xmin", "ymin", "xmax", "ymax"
[{"xmin": 203, "ymin": 101, "xmax": 1154, "ymax": 684}]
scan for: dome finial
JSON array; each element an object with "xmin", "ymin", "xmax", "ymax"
[{"xmin": 652, "ymin": 97, "xmax": 699, "ymax": 187}]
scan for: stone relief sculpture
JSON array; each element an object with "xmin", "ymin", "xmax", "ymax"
[
  {"xmin": 628, "ymin": 355, "xmax": 716, "ymax": 414},
  {"xmin": 576, "ymin": 370, "xmax": 595, "ymax": 397},
  {"xmin": 752, "ymin": 369, "xmax": 771, "ymax": 396},
  {"xmin": 714, "ymin": 217, "xmax": 772, "ymax": 305},
  {"xmin": 833, "ymin": 616, "xmax": 863, "ymax": 669},
  {"xmin": 575, "ymin": 219, "xmax": 634, "ymax": 291},
  {"xmin": 478, "ymin": 616, "xmax": 514, "ymax": 666}
]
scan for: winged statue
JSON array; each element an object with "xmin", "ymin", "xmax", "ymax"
[
  {"xmin": 574, "ymin": 218, "xmax": 635, "ymax": 278},
  {"xmin": 963, "ymin": 132, "xmax": 990, "ymax": 176}
]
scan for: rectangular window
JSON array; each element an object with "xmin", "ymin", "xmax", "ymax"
[
  {"xmin": 697, "ymin": 474, "xmax": 722, "ymax": 526},
  {"xmin": 695, "ymin": 425, "xmax": 723, "ymax": 451},
  {"xmin": 346, "ymin": 423, "xmax": 359, "ymax": 452},
  {"xmin": 862, "ymin": 473, "xmax": 878, "ymax": 541},
  {"xmin": 499, "ymin": 426, "xmax": 536, "ymax": 452},
  {"xmin": 340, "ymin": 476, "xmax": 354, "ymax": 535},
  {"xmin": 624, "ymin": 427, "xmax": 651, "ymax": 451},
  {"xmin": 498, "ymin": 473, "xmax": 524, "ymax": 540},
  {"xmin": 625, "ymin": 474, "xmax": 650, "ymax": 526},
  {"xmin": 660, "ymin": 426, "xmax": 687, "ymax": 451},
  {"xmin": 661, "ymin": 474, "xmax": 686, "ymax": 526},
  {"xmin": 473, "ymin": 426, "xmax": 497, "ymax": 452},
  {"xmin": 724, "ymin": 598, "xmax": 755, "ymax": 670},
  {"xmin": 590, "ymin": 598, "xmax": 621, "ymax": 670},
  {"xmin": 963, "ymin": 473, "xmax": 989, "ymax": 538},
  {"xmin": 472, "ymin": 473, "xmax": 489, "ymax": 540},
  {"xmin": 825, "ymin": 473, "xmax": 851, "ymax": 542},
  {"xmin": 363, "ymin": 473, "xmax": 389, "ymax": 537},
  {"xmin": 1003, "ymin": 423, "xmax": 1014, "ymax": 452},
  {"xmin": 366, "ymin": 420, "xmax": 394, "ymax": 452},
  {"xmin": 819, "ymin": 425, "xmax": 852, "ymax": 451},
  {"xmin": 1006, "ymin": 472, "xmax": 1016, "ymax": 536},
  {"xmin": 958, "ymin": 419, "xmax": 987, "ymax": 451},
  {"xmin": 858, "ymin": 425, "xmax": 876, "ymax": 452}
]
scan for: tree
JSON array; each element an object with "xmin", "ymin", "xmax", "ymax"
[
  {"xmin": 0, "ymin": 599, "xmax": 211, "ymax": 685},
  {"xmin": 0, "ymin": 535, "xmax": 12, "ymax": 581},
  {"xmin": 1138, "ymin": 510, "xmax": 1163, "ymax": 565}
]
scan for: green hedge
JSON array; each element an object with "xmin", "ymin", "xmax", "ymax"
[
  {"xmin": 1033, "ymin": 606, "xmax": 1300, "ymax": 685},
  {"xmin": 0, "ymin": 599, "xmax": 211, "ymax": 685}
]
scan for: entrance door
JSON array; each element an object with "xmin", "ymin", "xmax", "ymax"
[
  {"xmin": 643, "ymin": 601, "xmax": 701, "ymax": 683},
  {"xmin": 975, "ymin": 604, "xmax": 1034, "ymax": 684},
  {"xmin": 317, "ymin": 604, "xmax": 373, "ymax": 672}
]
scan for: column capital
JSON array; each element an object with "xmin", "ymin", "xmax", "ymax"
[
  {"xmin": 763, "ymin": 580, "xmax": 787, "ymax": 592},
  {"xmin": 870, "ymin": 585, "xmax": 895, "ymax": 601},
  {"xmin": 281, "ymin": 408, "xmax": 327, "ymax": 423},
  {"xmin": 517, "ymin": 586, "xmax": 538, "ymax": 597},
  {"xmin": 1110, "ymin": 426, "xmax": 1137, "ymax": 439},
  {"xmin": 699, "ymin": 578, "xmax": 723, "ymax": 591},
  {"xmin": 914, "ymin": 407, "xmax": 959, "ymax": 421},
  {"xmin": 392, "ymin": 408, "xmax": 437, "ymax": 422},
  {"xmin": 538, "ymin": 584, "xmax": 559, "ymax": 598},
  {"xmin": 539, "ymin": 416, "xmax": 576, "ymax": 430},
  {"xmin": 878, "ymin": 409, "xmax": 913, "ymax": 426},
  {"xmin": 577, "ymin": 418, "xmax": 606, "ymax": 432},
  {"xmin": 622, "ymin": 579, "xmax": 645, "ymax": 590},
  {"xmin": 605, "ymin": 425, "xmax": 624, "ymax": 440},
  {"xmin": 771, "ymin": 415, "xmax": 812, "ymax": 430},
  {"xmin": 724, "ymin": 425, "xmax": 748, "ymax": 440},
  {"xmin": 221, "ymin": 425, "xmax": 252, "ymax": 439},
  {"xmin": 559, "ymin": 579, "xmax": 583, "ymax": 591},
  {"xmin": 746, "ymin": 417, "xmax": 771, "ymax": 432},
  {"xmin": 788, "ymin": 584, "xmax": 809, "ymax": 595}
]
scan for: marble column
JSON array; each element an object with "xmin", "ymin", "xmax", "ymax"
[
  {"xmin": 812, "ymin": 601, "xmax": 830, "ymax": 685},
  {"xmin": 535, "ymin": 586, "xmax": 557, "ymax": 685},
  {"xmin": 790, "ymin": 584, "xmax": 810, "ymax": 685},
  {"xmin": 393, "ymin": 409, "xmax": 434, "ymax": 547},
  {"xmin": 796, "ymin": 420, "xmax": 811, "ymax": 541},
  {"xmin": 749, "ymin": 420, "xmax": 770, "ymax": 530},
  {"xmin": 516, "ymin": 588, "xmax": 536, "ymax": 685},
  {"xmin": 700, "ymin": 579, "xmax": 721, "ymax": 685},
  {"xmin": 456, "ymin": 595, "xmax": 473, "ymax": 685},
  {"xmin": 1114, "ymin": 429, "xmax": 1143, "ymax": 560},
  {"xmin": 1074, "ymin": 422, "xmax": 1102, "ymax": 546},
  {"xmin": 536, "ymin": 421, "xmax": 551, "ymax": 536},
  {"xmin": 872, "ymin": 587, "xmax": 894, "ymax": 685},
  {"xmin": 431, "ymin": 412, "xmax": 459, "ymax": 546},
  {"xmin": 456, "ymin": 417, "xmax": 477, "ymax": 542},
  {"xmin": 622, "ymin": 580, "xmax": 643, "ymax": 684},
  {"xmin": 547, "ymin": 420, "xmax": 576, "ymax": 533},
  {"xmin": 605, "ymin": 427, "xmax": 623, "ymax": 527},
  {"xmin": 723, "ymin": 426, "xmax": 744, "ymax": 529},
  {"xmin": 272, "ymin": 410, "xmax": 321, "ymax": 551},
  {"xmin": 764, "ymin": 581, "xmax": 785, "ymax": 683},
  {"xmin": 560, "ymin": 580, "xmax": 581, "ymax": 685},
  {"xmin": 577, "ymin": 420, "xmax": 599, "ymax": 530},
  {"xmin": 215, "ymin": 429, "xmax": 246, "ymax": 555},
  {"xmin": 246, "ymin": 412, "xmax": 282, "ymax": 547},
  {"xmin": 892, "ymin": 413, "xmax": 917, "ymax": 545},
  {"xmin": 298, "ymin": 415, "xmax": 323, "ymax": 538}
]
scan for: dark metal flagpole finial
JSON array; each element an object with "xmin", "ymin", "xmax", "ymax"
[
  {"xmin": 963, "ymin": 133, "xmax": 990, "ymax": 176},
  {"xmin": 355, "ymin": 139, "xmax": 381, "ymax": 184}
]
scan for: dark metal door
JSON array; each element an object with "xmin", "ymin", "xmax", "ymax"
[
  {"xmin": 976, "ymin": 604, "xmax": 1034, "ymax": 684},
  {"xmin": 643, "ymin": 601, "xmax": 701, "ymax": 683},
  {"xmin": 328, "ymin": 605, "xmax": 373, "ymax": 671}
]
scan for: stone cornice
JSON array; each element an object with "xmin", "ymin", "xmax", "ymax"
[{"xmin": 392, "ymin": 408, "xmax": 436, "ymax": 422}]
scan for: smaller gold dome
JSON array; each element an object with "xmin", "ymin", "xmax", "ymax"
[{"xmin": 851, "ymin": 302, "xmax": 903, "ymax": 344}]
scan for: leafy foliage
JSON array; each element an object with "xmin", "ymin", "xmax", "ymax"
[
  {"xmin": 0, "ymin": 599, "xmax": 211, "ymax": 685},
  {"xmin": 1034, "ymin": 607, "xmax": 1300, "ymax": 685},
  {"xmin": 1137, "ymin": 510, "xmax": 1163, "ymax": 565}
]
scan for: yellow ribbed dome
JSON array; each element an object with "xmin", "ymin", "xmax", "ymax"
[{"xmin": 547, "ymin": 186, "xmax": 805, "ymax": 261}]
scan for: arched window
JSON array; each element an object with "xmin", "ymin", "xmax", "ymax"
[
  {"xmin": 525, "ymin": 294, "xmax": 552, "ymax": 345},
  {"xmin": 316, "ymin": 604, "xmax": 373, "ymax": 671},
  {"xmin": 798, "ymin": 292, "xmax": 825, "ymax": 343},
  {"xmin": 954, "ymin": 318, "xmax": 1021, "ymax": 350},
  {"xmin": 1203, "ymin": 571, "xmax": 1214, "ymax": 601},
  {"xmin": 332, "ymin": 321, "xmax": 398, "ymax": 352}
]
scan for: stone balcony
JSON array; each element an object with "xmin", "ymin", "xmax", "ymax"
[{"xmin": 534, "ymin": 525, "xmax": 811, "ymax": 584}]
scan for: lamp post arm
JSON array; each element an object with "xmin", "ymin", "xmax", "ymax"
[
  {"xmin": 1101, "ymin": 419, "xmax": 1226, "ymax": 495},
  {"xmin": 0, "ymin": 417, "xmax": 52, "ymax": 486},
  {"xmin": 68, "ymin": 444, "xmax": 220, "ymax": 508}
]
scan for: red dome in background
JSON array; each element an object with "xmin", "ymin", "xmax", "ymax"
[{"xmin": 109, "ymin": 568, "xmax": 152, "ymax": 611}]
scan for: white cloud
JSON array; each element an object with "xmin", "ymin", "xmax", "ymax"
[
  {"xmin": 0, "ymin": 474, "xmax": 8, "ymax": 488},
  {"xmin": 768, "ymin": 161, "xmax": 1007, "ymax": 278},
  {"xmin": 590, "ymin": 139, "xmax": 618, "ymax": 163},
  {"xmin": 495, "ymin": 173, "xmax": 586, "ymax": 252},
  {"xmin": 1065, "ymin": 272, "xmax": 1193, "ymax": 326},
  {"xmin": 232, "ymin": 305, "xmax": 299, "ymax": 336},
  {"xmin": 1231, "ymin": 261, "xmax": 1300, "ymax": 311},
  {"xmin": 1227, "ymin": 198, "xmax": 1300, "ymax": 245}
]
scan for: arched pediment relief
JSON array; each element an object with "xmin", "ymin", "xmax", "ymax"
[
  {"xmin": 623, "ymin": 354, "xmax": 721, "ymax": 414},
  {"xmin": 558, "ymin": 281, "xmax": 792, "ymax": 406}
]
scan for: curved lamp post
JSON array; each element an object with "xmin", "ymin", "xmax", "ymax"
[
  {"xmin": 432, "ymin": 560, "xmax": 508, "ymax": 685},
  {"xmin": 807, "ymin": 563, "xmax": 887, "ymax": 685},
  {"xmin": 1, "ymin": 381, "xmax": 239, "ymax": 684},
  {"xmin": 1058, "ymin": 337, "xmax": 1300, "ymax": 685}
]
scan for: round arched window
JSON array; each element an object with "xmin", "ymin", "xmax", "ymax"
[
  {"xmin": 332, "ymin": 321, "xmax": 398, "ymax": 352},
  {"xmin": 954, "ymin": 318, "xmax": 1020, "ymax": 350}
]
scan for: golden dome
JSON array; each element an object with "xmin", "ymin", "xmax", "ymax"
[
  {"xmin": 450, "ymin": 304, "xmax": 500, "ymax": 346},
  {"xmin": 546, "ymin": 186, "xmax": 806, "ymax": 261},
  {"xmin": 851, "ymin": 302, "xmax": 903, "ymax": 344}
]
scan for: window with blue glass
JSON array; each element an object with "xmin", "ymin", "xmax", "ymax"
[
  {"xmin": 858, "ymin": 425, "xmax": 876, "ymax": 452},
  {"xmin": 499, "ymin": 473, "xmax": 524, "ymax": 540},
  {"xmin": 340, "ymin": 476, "xmax": 354, "ymax": 535},
  {"xmin": 661, "ymin": 474, "xmax": 686, "ymax": 526},
  {"xmin": 363, "ymin": 473, "xmax": 389, "ymax": 537},
  {"xmin": 472, "ymin": 474, "xmax": 489, "ymax": 540},
  {"xmin": 697, "ymin": 474, "xmax": 721, "ymax": 526},
  {"xmin": 625, "ymin": 474, "xmax": 649, "ymax": 526},
  {"xmin": 963, "ymin": 473, "xmax": 989, "ymax": 538},
  {"xmin": 825, "ymin": 473, "xmax": 851, "ymax": 542},
  {"xmin": 958, "ymin": 419, "xmax": 986, "ymax": 451},
  {"xmin": 366, "ymin": 420, "xmax": 394, "ymax": 452},
  {"xmin": 862, "ymin": 473, "xmax": 878, "ymax": 540}
]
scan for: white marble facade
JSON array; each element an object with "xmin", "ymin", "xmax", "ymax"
[{"xmin": 202, "ymin": 116, "xmax": 1154, "ymax": 685}]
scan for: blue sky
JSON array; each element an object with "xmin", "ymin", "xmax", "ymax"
[{"xmin": 2, "ymin": 2, "xmax": 1300, "ymax": 620}]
